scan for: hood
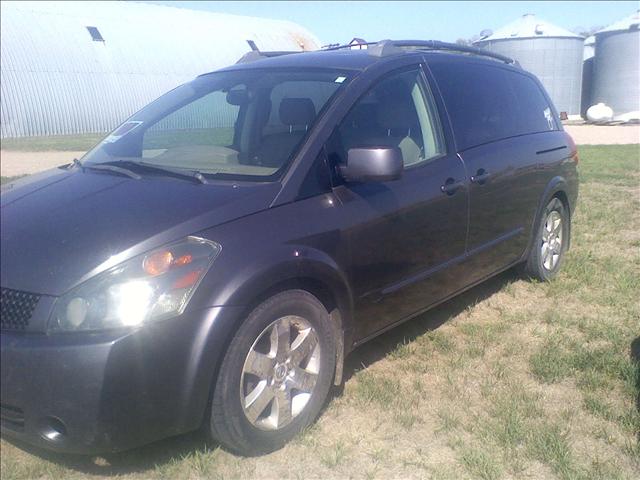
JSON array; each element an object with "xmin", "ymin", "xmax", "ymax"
[{"xmin": 1, "ymin": 168, "xmax": 280, "ymax": 296}]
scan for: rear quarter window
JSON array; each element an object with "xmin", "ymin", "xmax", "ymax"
[
  {"xmin": 429, "ymin": 61, "xmax": 555, "ymax": 151},
  {"xmin": 507, "ymin": 73, "xmax": 557, "ymax": 134}
]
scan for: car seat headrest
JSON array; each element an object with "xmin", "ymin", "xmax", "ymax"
[
  {"xmin": 377, "ymin": 95, "xmax": 416, "ymax": 130},
  {"xmin": 279, "ymin": 98, "xmax": 316, "ymax": 126}
]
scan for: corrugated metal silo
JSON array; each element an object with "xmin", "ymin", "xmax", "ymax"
[
  {"xmin": 474, "ymin": 14, "xmax": 584, "ymax": 118},
  {"xmin": 0, "ymin": 1, "xmax": 320, "ymax": 138},
  {"xmin": 581, "ymin": 36, "xmax": 596, "ymax": 118},
  {"xmin": 591, "ymin": 11, "xmax": 640, "ymax": 121}
]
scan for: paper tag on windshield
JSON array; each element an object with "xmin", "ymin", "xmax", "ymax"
[
  {"xmin": 334, "ymin": 76, "xmax": 346, "ymax": 83},
  {"xmin": 104, "ymin": 121, "xmax": 143, "ymax": 143}
]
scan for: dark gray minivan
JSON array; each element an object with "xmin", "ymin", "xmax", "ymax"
[{"xmin": 1, "ymin": 40, "xmax": 578, "ymax": 455}]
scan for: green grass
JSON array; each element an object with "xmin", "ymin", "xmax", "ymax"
[
  {"xmin": 0, "ymin": 128, "xmax": 235, "ymax": 152},
  {"xmin": 320, "ymin": 440, "xmax": 349, "ymax": 468},
  {"xmin": 352, "ymin": 370, "xmax": 401, "ymax": 407},
  {"xmin": 526, "ymin": 424, "xmax": 577, "ymax": 480},
  {"xmin": 458, "ymin": 444, "xmax": 503, "ymax": 480},
  {"xmin": 577, "ymin": 144, "xmax": 640, "ymax": 187},
  {"xmin": 1, "ymin": 144, "xmax": 639, "ymax": 479},
  {"xmin": 485, "ymin": 384, "xmax": 542, "ymax": 450},
  {"xmin": 1, "ymin": 134, "xmax": 106, "ymax": 151},
  {"xmin": 143, "ymin": 128, "xmax": 234, "ymax": 149}
]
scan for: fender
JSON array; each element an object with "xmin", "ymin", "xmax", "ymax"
[
  {"xmin": 296, "ymin": 248, "xmax": 355, "ymax": 384},
  {"xmin": 197, "ymin": 246, "xmax": 352, "ymax": 315},
  {"xmin": 296, "ymin": 246, "xmax": 355, "ymax": 339},
  {"xmin": 188, "ymin": 243, "xmax": 354, "ymax": 386},
  {"xmin": 523, "ymin": 175, "xmax": 571, "ymax": 261}
]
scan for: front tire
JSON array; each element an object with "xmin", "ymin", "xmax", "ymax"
[
  {"xmin": 208, "ymin": 290, "xmax": 336, "ymax": 455},
  {"xmin": 523, "ymin": 197, "xmax": 569, "ymax": 281}
]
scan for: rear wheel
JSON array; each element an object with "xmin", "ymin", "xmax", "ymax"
[
  {"xmin": 208, "ymin": 290, "xmax": 335, "ymax": 455},
  {"xmin": 523, "ymin": 197, "xmax": 569, "ymax": 281}
]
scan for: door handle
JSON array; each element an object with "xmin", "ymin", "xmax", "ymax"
[
  {"xmin": 440, "ymin": 178, "xmax": 464, "ymax": 195},
  {"xmin": 470, "ymin": 169, "xmax": 490, "ymax": 184}
]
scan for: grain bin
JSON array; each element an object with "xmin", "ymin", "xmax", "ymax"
[
  {"xmin": 591, "ymin": 11, "xmax": 640, "ymax": 122},
  {"xmin": 474, "ymin": 14, "xmax": 584, "ymax": 118},
  {"xmin": 0, "ymin": 1, "xmax": 320, "ymax": 138},
  {"xmin": 581, "ymin": 36, "xmax": 596, "ymax": 118}
]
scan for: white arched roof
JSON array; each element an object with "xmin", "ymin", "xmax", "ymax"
[{"xmin": 0, "ymin": 1, "xmax": 320, "ymax": 137}]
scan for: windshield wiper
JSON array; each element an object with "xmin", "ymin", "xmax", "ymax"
[
  {"xmin": 63, "ymin": 157, "xmax": 84, "ymax": 170},
  {"xmin": 138, "ymin": 161, "xmax": 208, "ymax": 185},
  {"xmin": 81, "ymin": 162, "xmax": 142, "ymax": 180},
  {"xmin": 75, "ymin": 159, "xmax": 207, "ymax": 184}
]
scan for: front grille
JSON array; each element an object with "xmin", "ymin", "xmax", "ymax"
[
  {"xmin": 0, "ymin": 404, "xmax": 25, "ymax": 430},
  {"xmin": 1, "ymin": 288, "xmax": 40, "ymax": 330}
]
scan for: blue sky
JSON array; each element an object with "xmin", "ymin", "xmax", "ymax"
[{"xmin": 143, "ymin": 1, "xmax": 635, "ymax": 45}]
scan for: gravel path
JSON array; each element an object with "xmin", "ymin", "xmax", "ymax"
[
  {"xmin": 1, "ymin": 125, "xmax": 638, "ymax": 177},
  {"xmin": 564, "ymin": 124, "xmax": 640, "ymax": 146},
  {"xmin": 1, "ymin": 151, "xmax": 85, "ymax": 177}
]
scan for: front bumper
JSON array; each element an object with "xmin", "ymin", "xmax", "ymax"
[{"xmin": 1, "ymin": 306, "xmax": 242, "ymax": 454}]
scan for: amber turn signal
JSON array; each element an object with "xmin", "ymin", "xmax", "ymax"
[
  {"xmin": 172, "ymin": 254, "xmax": 193, "ymax": 267},
  {"xmin": 172, "ymin": 270, "xmax": 202, "ymax": 289},
  {"xmin": 143, "ymin": 251, "xmax": 174, "ymax": 276}
]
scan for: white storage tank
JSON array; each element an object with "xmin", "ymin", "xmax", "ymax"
[
  {"xmin": 474, "ymin": 14, "xmax": 584, "ymax": 119},
  {"xmin": 0, "ymin": 1, "xmax": 320, "ymax": 138},
  {"xmin": 591, "ymin": 11, "xmax": 640, "ymax": 122}
]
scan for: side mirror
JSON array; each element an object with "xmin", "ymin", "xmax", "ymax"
[{"xmin": 339, "ymin": 147, "xmax": 403, "ymax": 183}]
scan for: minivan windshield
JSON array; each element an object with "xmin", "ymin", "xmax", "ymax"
[{"xmin": 83, "ymin": 69, "xmax": 351, "ymax": 181}]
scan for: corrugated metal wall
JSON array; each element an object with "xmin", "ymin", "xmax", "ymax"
[
  {"xmin": 0, "ymin": 1, "xmax": 320, "ymax": 138},
  {"xmin": 591, "ymin": 29, "xmax": 640, "ymax": 118},
  {"xmin": 474, "ymin": 37, "xmax": 584, "ymax": 116}
]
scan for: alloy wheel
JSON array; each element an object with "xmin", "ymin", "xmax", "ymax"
[
  {"xmin": 541, "ymin": 210, "xmax": 563, "ymax": 271},
  {"xmin": 240, "ymin": 315, "xmax": 321, "ymax": 430}
]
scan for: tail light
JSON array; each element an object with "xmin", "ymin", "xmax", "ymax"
[{"xmin": 564, "ymin": 131, "xmax": 579, "ymax": 165}]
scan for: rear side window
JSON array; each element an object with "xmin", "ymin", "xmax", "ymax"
[
  {"xmin": 508, "ymin": 74, "xmax": 557, "ymax": 134},
  {"xmin": 429, "ymin": 61, "xmax": 555, "ymax": 151}
]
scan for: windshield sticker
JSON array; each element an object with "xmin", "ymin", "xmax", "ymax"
[
  {"xmin": 544, "ymin": 108, "xmax": 554, "ymax": 130},
  {"xmin": 334, "ymin": 76, "xmax": 346, "ymax": 83},
  {"xmin": 104, "ymin": 121, "xmax": 143, "ymax": 143}
]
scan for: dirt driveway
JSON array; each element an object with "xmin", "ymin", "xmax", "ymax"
[
  {"xmin": 1, "ymin": 151, "xmax": 85, "ymax": 177},
  {"xmin": 564, "ymin": 124, "xmax": 640, "ymax": 145}
]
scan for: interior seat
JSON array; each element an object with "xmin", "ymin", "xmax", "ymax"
[
  {"xmin": 254, "ymin": 98, "xmax": 316, "ymax": 168},
  {"xmin": 340, "ymin": 94, "xmax": 423, "ymax": 166},
  {"xmin": 339, "ymin": 102, "xmax": 385, "ymax": 149},
  {"xmin": 375, "ymin": 95, "xmax": 423, "ymax": 166}
]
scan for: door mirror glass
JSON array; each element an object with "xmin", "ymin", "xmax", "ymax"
[{"xmin": 339, "ymin": 147, "xmax": 403, "ymax": 183}]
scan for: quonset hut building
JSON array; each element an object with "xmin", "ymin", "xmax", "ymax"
[
  {"xmin": 474, "ymin": 14, "xmax": 584, "ymax": 119},
  {"xmin": 0, "ymin": 1, "xmax": 320, "ymax": 138}
]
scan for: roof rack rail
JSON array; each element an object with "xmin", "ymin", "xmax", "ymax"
[
  {"xmin": 235, "ymin": 39, "xmax": 516, "ymax": 65},
  {"xmin": 236, "ymin": 50, "xmax": 298, "ymax": 64},
  {"xmin": 321, "ymin": 42, "xmax": 379, "ymax": 51},
  {"xmin": 368, "ymin": 39, "xmax": 516, "ymax": 64}
]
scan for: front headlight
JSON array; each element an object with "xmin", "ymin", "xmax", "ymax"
[{"xmin": 50, "ymin": 237, "xmax": 221, "ymax": 332}]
